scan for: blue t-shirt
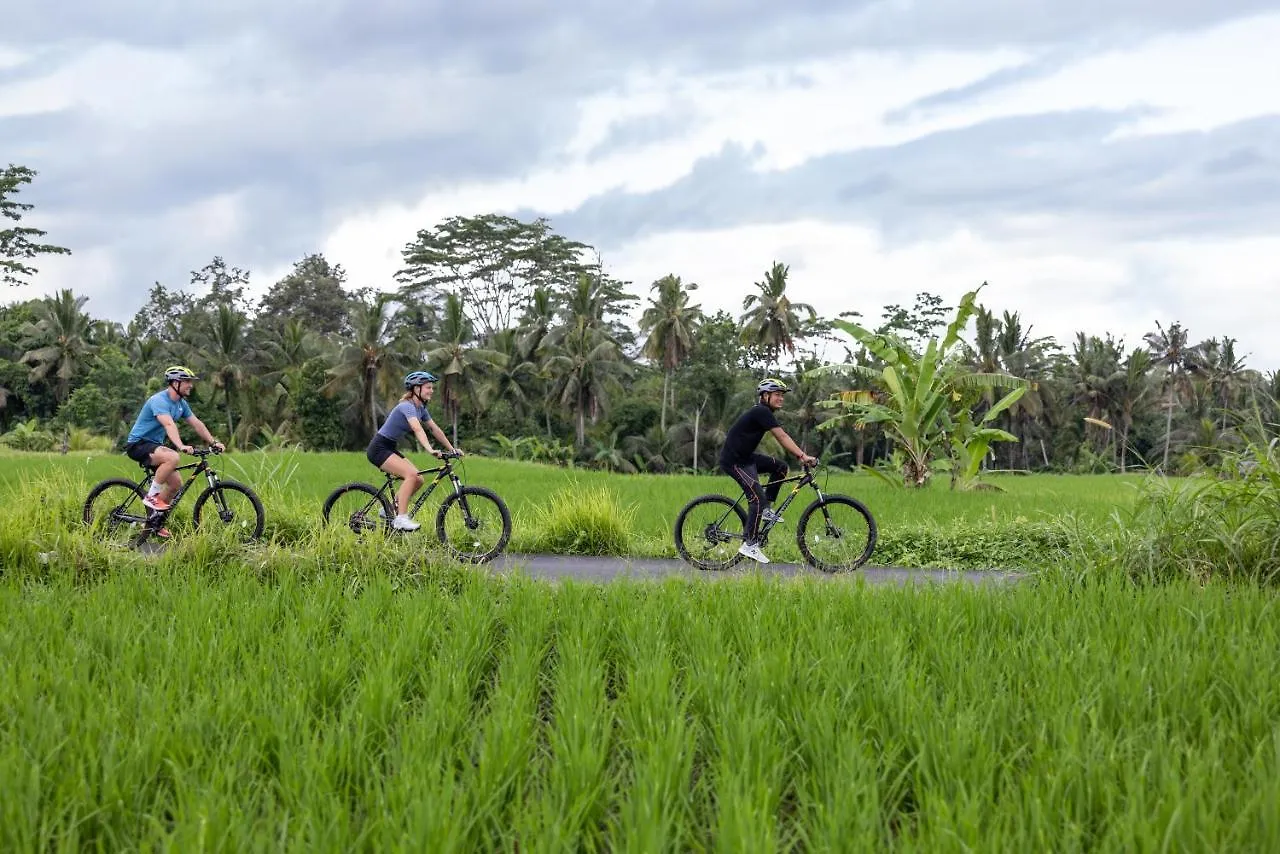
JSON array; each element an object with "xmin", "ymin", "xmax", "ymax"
[
  {"xmin": 126, "ymin": 390, "xmax": 193, "ymax": 445},
  {"xmin": 376, "ymin": 399, "xmax": 432, "ymax": 443}
]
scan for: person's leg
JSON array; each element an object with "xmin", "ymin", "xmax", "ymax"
[
  {"xmin": 722, "ymin": 460, "xmax": 765, "ymax": 544},
  {"xmin": 145, "ymin": 445, "xmax": 181, "ymax": 507},
  {"xmin": 379, "ymin": 453, "xmax": 424, "ymax": 528},
  {"xmin": 755, "ymin": 453, "xmax": 789, "ymax": 505}
]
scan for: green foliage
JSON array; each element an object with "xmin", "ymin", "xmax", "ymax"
[
  {"xmin": 1082, "ymin": 431, "xmax": 1280, "ymax": 585},
  {"xmin": 0, "ymin": 418, "xmax": 56, "ymax": 451},
  {"xmin": 1, "ymin": 165, "xmax": 72, "ymax": 286},
  {"xmin": 872, "ymin": 518, "xmax": 1073, "ymax": 569},
  {"xmin": 522, "ymin": 484, "xmax": 635, "ymax": 555},
  {"xmin": 1, "ymin": 570, "xmax": 1278, "ymax": 849},
  {"xmin": 294, "ymin": 357, "xmax": 344, "ymax": 450},
  {"xmin": 812, "ymin": 284, "xmax": 1029, "ymax": 489}
]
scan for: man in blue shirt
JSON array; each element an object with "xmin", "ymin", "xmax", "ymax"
[{"xmin": 124, "ymin": 365, "xmax": 225, "ymax": 520}]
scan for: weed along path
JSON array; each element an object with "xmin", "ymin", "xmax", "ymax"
[{"xmin": 489, "ymin": 552, "xmax": 1026, "ymax": 585}]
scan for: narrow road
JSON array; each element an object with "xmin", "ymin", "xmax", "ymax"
[{"xmin": 488, "ymin": 553, "xmax": 1025, "ymax": 585}]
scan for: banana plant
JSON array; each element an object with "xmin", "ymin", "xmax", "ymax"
[{"xmin": 808, "ymin": 285, "xmax": 1030, "ymax": 488}]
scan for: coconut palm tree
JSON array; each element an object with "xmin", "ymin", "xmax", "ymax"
[
  {"xmin": 739, "ymin": 261, "xmax": 816, "ymax": 370},
  {"xmin": 639, "ymin": 274, "xmax": 703, "ymax": 432}
]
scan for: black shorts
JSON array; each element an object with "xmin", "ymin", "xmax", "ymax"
[
  {"xmin": 366, "ymin": 434, "xmax": 402, "ymax": 468},
  {"xmin": 124, "ymin": 439, "xmax": 162, "ymax": 465}
]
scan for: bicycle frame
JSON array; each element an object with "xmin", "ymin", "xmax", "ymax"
[
  {"xmin": 136, "ymin": 452, "xmax": 224, "ymax": 510},
  {"xmin": 376, "ymin": 454, "xmax": 467, "ymax": 518},
  {"xmin": 725, "ymin": 465, "xmax": 825, "ymax": 542}
]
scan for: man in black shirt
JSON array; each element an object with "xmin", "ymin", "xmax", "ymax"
[{"xmin": 718, "ymin": 377, "xmax": 819, "ymax": 563}]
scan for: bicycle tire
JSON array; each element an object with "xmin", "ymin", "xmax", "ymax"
[
  {"xmin": 321, "ymin": 482, "xmax": 393, "ymax": 536},
  {"xmin": 435, "ymin": 486, "xmax": 512, "ymax": 564},
  {"xmin": 192, "ymin": 481, "xmax": 266, "ymax": 541},
  {"xmin": 83, "ymin": 478, "xmax": 149, "ymax": 543},
  {"xmin": 674, "ymin": 494, "xmax": 747, "ymax": 571},
  {"xmin": 796, "ymin": 494, "xmax": 877, "ymax": 572}
]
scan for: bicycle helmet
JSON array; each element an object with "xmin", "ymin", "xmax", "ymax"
[
  {"xmin": 404, "ymin": 370, "xmax": 438, "ymax": 389},
  {"xmin": 164, "ymin": 365, "xmax": 200, "ymax": 381},
  {"xmin": 757, "ymin": 377, "xmax": 790, "ymax": 395}
]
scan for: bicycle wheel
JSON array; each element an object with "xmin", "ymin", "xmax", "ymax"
[
  {"xmin": 674, "ymin": 494, "xmax": 747, "ymax": 571},
  {"xmin": 192, "ymin": 481, "xmax": 265, "ymax": 541},
  {"xmin": 796, "ymin": 494, "xmax": 877, "ymax": 572},
  {"xmin": 321, "ymin": 482, "xmax": 393, "ymax": 537},
  {"xmin": 436, "ymin": 486, "xmax": 512, "ymax": 564},
  {"xmin": 83, "ymin": 478, "xmax": 150, "ymax": 545}
]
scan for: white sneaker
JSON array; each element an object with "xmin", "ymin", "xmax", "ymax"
[
  {"xmin": 391, "ymin": 514, "xmax": 420, "ymax": 531},
  {"xmin": 737, "ymin": 541, "xmax": 770, "ymax": 563},
  {"xmin": 761, "ymin": 508, "xmax": 782, "ymax": 524}
]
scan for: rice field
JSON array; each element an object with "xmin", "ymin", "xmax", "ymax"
[{"xmin": 1, "ymin": 449, "xmax": 1276, "ymax": 850}]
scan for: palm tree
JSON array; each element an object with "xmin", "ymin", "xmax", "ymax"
[
  {"xmin": 324, "ymin": 292, "xmax": 411, "ymax": 439},
  {"xmin": 541, "ymin": 273, "xmax": 631, "ymax": 447},
  {"xmin": 639, "ymin": 274, "xmax": 703, "ymax": 432},
  {"xmin": 739, "ymin": 261, "xmax": 816, "ymax": 370},
  {"xmin": 198, "ymin": 303, "xmax": 258, "ymax": 441},
  {"xmin": 1144, "ymin": 321, "xmax": 1202, "ymax": 472},
  {"xmin": 422, "ymin": 293, "xmax": 506, "ymax": 445},
  {"xmin": 19, "ymin": 289, "xmax": 98, "ymax": 405}
]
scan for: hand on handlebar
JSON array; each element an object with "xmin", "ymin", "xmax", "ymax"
[{"xmin": 800, "ymin": 454, "xmax": 819, "ymax": 467}]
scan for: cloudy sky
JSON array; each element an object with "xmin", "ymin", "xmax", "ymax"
[{"xmin": 4, "ymin": 1, "xmax": 1279, "ymax": 368}]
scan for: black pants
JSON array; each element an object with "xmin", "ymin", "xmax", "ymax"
[{"xmin": 720, "ymin": 453, "xmax": 788, "ymax": 543}]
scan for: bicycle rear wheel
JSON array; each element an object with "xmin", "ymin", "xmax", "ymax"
[
  {"xmin": 83, "ymin": 478, "xmax": 151, "ymax": 546},
  {"xmin": 796, "ymin": 495, "xmax": 877, "ymax": 571},
  {"xmin": 674, "ymin": 494, "xmax": 747, "ymax": 571},
  {"xmin": 322, "ymin": 482, "xmax": 393, "ymax": 537}
]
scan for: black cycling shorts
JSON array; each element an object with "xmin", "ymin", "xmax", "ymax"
[
  {"xmin": 366, "ymin": 434, "xmax": 402, "ymax": 468},
  {"xmin": 124, "ymin": 439, "xmax": 162, "ymax": 464}
]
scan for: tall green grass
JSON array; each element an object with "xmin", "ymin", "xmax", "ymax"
[
  {"xmin": 2, "ymin": 568, "xmax": 1277, "ymax": 850},
  {"xmin": 0, "ymin": 450, "xmax": 1140, "ymax": 568}
]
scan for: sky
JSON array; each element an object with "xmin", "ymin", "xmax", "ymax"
[{"xmin": 3, "ymin": 1, "xmax": 1279, "ymax": 369}]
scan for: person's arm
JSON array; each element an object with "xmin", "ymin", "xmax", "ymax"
[
  {"xmin": 185, "ymin": 415, "xmax": 224, "ymax": 451},
  {"xmin": 156, "ymin": 413, "xmax": 193, "ymax": 454},
  {"xmin": 407, "ymin": 417, "xmax": 441, "ymax": 457},
  {"xmin": 769, "ymin": 426, "xmax": 817, "ymax": 466},
  {"xmin": 427, "ymin": 420, "xmax": 460, "ymax": 455}
]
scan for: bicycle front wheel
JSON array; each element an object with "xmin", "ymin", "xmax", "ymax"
[
  {"xmin": 674, "ymin": 494, "xmax": 747, "ymax": 571},
  {"xmin": 796, "ymin": 495, "xmax": 877, "ymax": 571},
  {"xmin": 436, "ymin": 486, "xmax": 512, "ymax": 564},
  {"xmin": 192, "ymin": 481, "xmax": 265, "ymax": 541}
]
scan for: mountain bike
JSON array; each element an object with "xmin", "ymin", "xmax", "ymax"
[
  {"xmin": 83, "ymin": 447, "xmax": 265, "ymax": 547},
  {"xmin": 320, "ymin": 451, "xmax": 512, "ymax": 564},
  {"xmin": 674, "ymin": 463, "xmax": 877, "ymax": 571}
]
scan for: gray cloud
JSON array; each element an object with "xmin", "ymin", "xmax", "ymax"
[
  {"xmin": 548, "ymin": 111, "xmax": 1280, "ymax": 249},
  {"xmin": 3, "ymin": 0, "xmax": 1278, "ymax": 323}
]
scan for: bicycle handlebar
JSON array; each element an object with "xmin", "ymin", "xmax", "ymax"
[{"xmin": 188, "ymin": 446, "xmax": 223, "ymax": 457}]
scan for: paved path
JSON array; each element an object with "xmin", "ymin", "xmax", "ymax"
[{"xmin": 488, "ymin": 553, "xmax": 1025, "ymax": 586}]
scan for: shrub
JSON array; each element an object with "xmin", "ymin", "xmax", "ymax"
[{"xmin": 522, "ymin": 484, "xmax": 635, "ymax": 556}]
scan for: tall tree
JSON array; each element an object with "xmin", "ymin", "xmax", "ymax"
[
  {"xmin": 422, "ymin": 293, "xmax": 506, "ymax": 445},
  {"xmin": 18, "ymin": 289, "xmax": 97, "ymax": 404},
  {"xmin": 739, "ymin": 260, "xmax": 816, "ymax": 370},
  {"xmin": 1144, "ymin": 320, "xmax": 1202, "ymax": 472},
  {"xmin": 257, "ymin": 253, "xmax": 354, "ymax": 336},
  {"xmin": 639, "ymin": 274, "xmax": 703, "ymax": 433},
  {"xmin": 1, "ymin": 165, "xmax": 71, "ymax": 286},
  {"xmin": 396, "ymin": 214, "xmax": 593, "ymax": 340}
]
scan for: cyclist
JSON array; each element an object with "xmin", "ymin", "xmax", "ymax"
[
  {"xmin": 367, "ymin": 370, "xmax": 461, "ymax": 531},
  {"xmin": 718, "ymin": 377, "xmax": 818, "ymax": 563},
  {"xmin": 122, "ymin": 366, "xmax": 225, "ymax": 533}
]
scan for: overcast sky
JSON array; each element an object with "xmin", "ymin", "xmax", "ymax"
[{"xmin": 4, "ymin": 1, "xmax": 1279, "ymax": 368}]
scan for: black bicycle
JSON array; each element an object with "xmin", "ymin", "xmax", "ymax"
[
  {"xmin": 83, "ymin": 447, "xmax": 265, "ymax": 546},
  {"xmin": 674, "ymin": 463, "xmax": 877, "ymax": 571},
  {"xmin": 320, "ymin": 451, "xmax": 512, "ymax": 564}
]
